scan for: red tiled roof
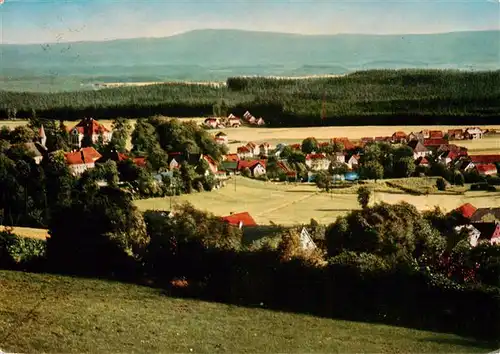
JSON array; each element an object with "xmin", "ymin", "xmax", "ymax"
[
  {"xmin": 259, "ymin": 142, "xmax": 270, "ymax": 148},
  {"xmin": 429, "ymin": 130, "xmax": 444, "ymax": 138},
  {"xmin": 424, "ymin": 138, "xmax": 448, "ymax": 147},
  {"xmin": 203, "ymin": 155, "xmax": 217, "ymax": 167},
  {"xmin": 448, "ymin": 129, "xmax": 463, "ymax": 135},
  {"xmin": 70, "ymin": 118, "xmax": 110, "ymax": 135},
  {"xmin": 476, "ymin": 164, "xmax": 498, "ymax": 174},
  {"xmin": 318, "ymin": 142, "xmax": 330, "ymax": 147},
  {"xmin": 306, "ymin": 153, "xmax": 327, "ymax": 160},
  {"xmin": 416, "ymin": 156, "xmax": 430, "ymax": 165},
  {"xmin": 81, "ymin": 147, "xmax": 102, "ymax": 161},
  {"xmin": 470, "ymin": 155, "xmax": 500, "ymax": 164},
  {"xmin": 237, "ymin": 146, "xmax": 250, "ymax": 153},
  {"xmin": 375, "ymin": 136, "xmax": 391, "ymax": 141},
  {"xmin": 221, "ymin": 212, "xmax": 257, "ymax": 227},
  {"xmin": 225, "ymin": 154, "xmax": 239, "ymax": 162},
  {"xmin": 246, "ymin": 142, "xmax": 257, "ymax": 149},
  {"xmin": 290, "ymin": 143, "xmax": 301, "ymax": 150},
  {"xmin": 456, "ymin": 203, "xmax": 477, "ymax": 219},
  {"xmin": 65, "ymin": 149, "xmax": 100, "ymax": 165},
  {"xmin": 392, "ymin": 131, "xmax": 407, "ymax": 138},
  {"xmin": 331, "ymin": 138, "xmax": 355, "ymax": 150},
  {"xmin": 237, "ymin": 159, "xmax": 266, "ymax": 170},
  {"xmin": 133, "ymin": 157, "xmax": 147, "ymax": 167}
]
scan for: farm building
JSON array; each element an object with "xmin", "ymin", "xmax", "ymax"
[
  {"xmin": 391, "ymin": 131, "xmax": 407, "ymax": 144},
  {"xmin": 407, "ymin": 140, "xmax": 430, "ymax": 159}
]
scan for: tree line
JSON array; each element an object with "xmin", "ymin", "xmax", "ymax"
[{"xmin": 2, "ymin": 70, "xmax": 499, "ymax": 126}]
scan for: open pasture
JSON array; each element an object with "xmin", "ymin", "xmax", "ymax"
[
  {"xmin": 1, "ymin": 270, "xmax": 494, "ymax": 353},
  {"xmin": 134, "ymin": 177, "xmax": 500, "ymax": 225}
]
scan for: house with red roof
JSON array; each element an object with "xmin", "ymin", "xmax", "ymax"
[
  {"xmin": 237, "ymin": 146, "xmax": 253, "ymax": 159},
  {"xmin": 423, "ymin": 138, "xmax": 448, "ymax": 149},
  {"xmin": 360, "ymin": 137, "xmax": 375, "ymax": 145},
  {"xmin": 391, "ymin": 131, "xmax": 407, "ymax": 144},
  {"xmin": 415, "ymin": 156, "xmax": 430, "ymax": 167},
  {"xmin": 275, "ymin": 161, "xmax": 297, "ymax": 179},
  {"xmin": 475, "ymin": 164, "xmax": 498, "ymax": 176},
  {"xmin": 224, "ymin": 153, "xmax": 239, "ymax": 162},
  {"xmin": 305, "ymin": 153, "xmax": 330, "ymax": 171},
  {"xmin": 203, "ymin": 117, "xmax": 220, "ymax": 129},
  {"xmin": 237, "ymin": 159, "xmax": 267, "ymax": 177},
  {"xmin": 290, "ymin": 143, "xmax": 302, "ymax": 151},
  {"xmin": 464, "ymin": 127, "xmax": 483, "ymax": 140},
  {"xmin": 346, "ymin": 154, "xmax": 360, "ymax": 170},
  {"xmin": 438, "ymin": 150, "xmax": 460, "ymax": 166},
  {"xmin": 408, "ymin": 140, "xmax": 430, "ymax": 159},
  {"xmin": 455, "ymin": 203, "xmax": 478, "ymax": 219},
  {"xmin": 429, "ymin": 130, "xmax": 444, "ymax": 139},
  {"xmin": 470, "ymin": 155, "xmax": 500, "ymax": 165},
  {"xmin": 65, "ymin": 147, "xmax": 102, "ymax": 176},
  {"xmin": 448, "ymin": 129, "xmax": 464, "ymax": 140},
  {"xmin": 227, "ymin": 114, "xmax": 241, "ymax": 127},
  {"xmin": 214, "ymin": 132, "xmax": 228, "ymax": 145},
  {"xmin": 221, "ymin": 212, "xmax": 257, "ymax": 229},
  {"xmin": 256, "ymin": 117, "xmax": 266, "ymax": 126},
  {"xmin": 259, "ymin": 142, "xmax": 271, "ymax": 156},
  {"xmin": 68, "ymin": 118, "xmax": 113, "ymax": 148},
  {"xmin": 374, "ymin": 136, "xmax": 391, "ymax": 142},
  {"xmin": 331, "ymin": 137, "xmax": 355, "ymax": 151},
  {"xmin": 245, "ymin": 142, "xmax": 260, "ymax": 156}
]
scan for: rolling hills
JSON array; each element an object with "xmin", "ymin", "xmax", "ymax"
[{"xmin": 1, "ymin": 29, "xmax": 499, "ymax": 92}]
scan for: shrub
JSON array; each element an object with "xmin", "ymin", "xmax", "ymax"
[
  {"xmin": 0, "ymin": 230, "xmax": 46, "ymax": 268},
  {"xmin": 436, "ymin": 177, "xmax": 447, "ymax": 191}
]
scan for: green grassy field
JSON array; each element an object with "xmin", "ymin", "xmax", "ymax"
[
  {"xmin": 0, "ymin": 270, "xmax": 496, "ymax": 353},
  {"xmin": 134, "ymin": 177, "xmax": 500, "ymax": 225}
]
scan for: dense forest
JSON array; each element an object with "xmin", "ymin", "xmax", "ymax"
[{"xmin": 1, "ymin": 70, "xmax": 500, "ymax": 126}]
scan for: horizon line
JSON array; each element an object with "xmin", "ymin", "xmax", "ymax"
[{"xmin": 2, "ymin": 28, "xmax": 499, "ymax": 46}]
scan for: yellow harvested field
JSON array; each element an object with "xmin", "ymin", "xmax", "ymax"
[
  {"xmin": 213, "ymin": 125, "xmax": 500, "ymax": 154},
  {"xmin": 134, "ymin": 177, "xmax": 500, "ymax": 225},
  {"xmin": 2, "ymin": 119, "xmax": 499, "ymax": 154},
  {"xmin": 0, "ymin": 226, "xmax": 49, "ymax": 240}
]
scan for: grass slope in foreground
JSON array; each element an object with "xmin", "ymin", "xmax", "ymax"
[{"xmin": 0, "ymin": 270, "xmax": 496, "ymax": 353}]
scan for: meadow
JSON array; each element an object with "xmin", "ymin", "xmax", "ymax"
[
  {"xmin": 0, "ymin": 270, "xmax": 496, "ymax": 353},
  {"xmin": 134, "ymin": 176, "xmax": 500, "ymax": 225}
]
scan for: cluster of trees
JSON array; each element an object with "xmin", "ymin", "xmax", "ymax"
[
  {"xmin": 2, "ymin": 70, "xmax": 499, "ymax": 126},
  {"xmin": 0, "ymin": 115, "xmax": 227, "ymax": 228}
]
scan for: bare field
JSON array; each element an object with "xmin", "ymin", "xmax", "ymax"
[
  {"xmin": 134, "ymin": 176, "xmax": 500, "ymax": 225},
  {"xmin": 0, "ymin": 225, "xmax": 49, "ymax": 240},
  {"xmin": 215, "ymin": 125, "xmax": 500, "ymax": 153}
]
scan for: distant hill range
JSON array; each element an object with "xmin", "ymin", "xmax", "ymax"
[{"xmin": 1, "ymin": 29, "xmax": 499, "ymax": 91}]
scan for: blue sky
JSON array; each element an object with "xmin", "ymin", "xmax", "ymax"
[{"xmin": 1, "ymin": 0, "xmax": 499, "ymax": 44}]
